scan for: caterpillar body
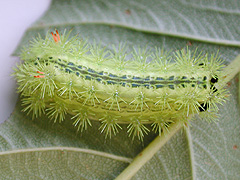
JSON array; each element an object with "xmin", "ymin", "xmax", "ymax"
[{"xmin": 14, "ymin": 30, "xmax": 228, "ymax": 140}]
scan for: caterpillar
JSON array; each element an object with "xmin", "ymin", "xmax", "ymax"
[{"xmin": 14, "ymin": 30, "xmax": 229, "ymax": 140}]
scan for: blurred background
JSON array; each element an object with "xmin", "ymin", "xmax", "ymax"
[{"xmin": 0, "ymin": 0, "xmax": 51, "ymax": 123}]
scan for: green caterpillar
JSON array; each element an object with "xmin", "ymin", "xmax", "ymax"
[{"xmin": 14, "ymin": 30, "xmax": 228, "ymax": 140}]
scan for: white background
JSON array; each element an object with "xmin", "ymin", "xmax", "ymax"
[{"xmin": 0, "ymin": 0, "xmax": 51, "ymax": 123}]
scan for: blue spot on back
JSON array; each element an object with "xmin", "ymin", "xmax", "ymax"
[{"xmin": 156, "ymin": 77, "xmax": 164, "ymax": 81}]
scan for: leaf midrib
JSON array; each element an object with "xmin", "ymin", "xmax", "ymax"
[{"xmin": 0, "ymin": 147, "xmax": 133, "ymax": 163}]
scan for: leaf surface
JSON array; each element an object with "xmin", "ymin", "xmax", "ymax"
[{"xmin": 4, "ymin": 0, "xmax": 240, "ymax": 179}]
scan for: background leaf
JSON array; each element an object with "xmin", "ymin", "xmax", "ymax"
[
  {"xmin": 27, "ymin": 0, "xmax": 240, "ymax": 46},
  {"xmin": 0, "ymin": 147, "xmax": 131, "ymax": 179},
  {"xmin": 2, "ymin": 0, "xmax": 240, "ymax": 179}
]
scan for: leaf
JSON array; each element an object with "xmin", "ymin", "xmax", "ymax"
[
  {"xmin": 3, "ymin": 0, "xmax": 240, "ymax": 179},
  {"xmin": 0, "ymin": 147, "xmax": 131, "ymax": 179},
  {"xmin": 33, "ymin": 0, "xmax": 240, "ymax": 46}
]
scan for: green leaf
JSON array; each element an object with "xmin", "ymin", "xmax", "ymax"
[
  {"xmin": 0, "ymin": 147, "xmax": 131, "ymax": 179},
  {"xmin": 33, "ymin": 0, "xmax": 240, "ymax": 46},
  {"xmin": 4, "ymin": 0, "xmax": 240, "ymax": 179}
]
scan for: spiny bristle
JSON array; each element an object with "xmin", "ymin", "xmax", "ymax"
[
  {"xmin": 110, "ymin": 44, "xmax": 129, "ymax": 71},
  {"xmin": 203, "ymin": 52, "xmax": 225, "ymax": 75},
  {"xmin": 99, "ymin": 115, "xmax": 122, "ymax": 138},
  {"xmin": 78, "ymin": 81, "xmax": 100, "ymax": 106},
  {"xmin": 151, "ymin": 118, "xmax": 173, "ymax": 135},
  {"xmin": 204, "ymin": 87, "xmax": 229, "ymax": 111},
  {"xmin": 72, "ymin": 109, "xmax": 92, "ymax": 132},
  {"xmin": 132, "ymin": 47, "xmax": 152, "ymax": 72},
  {"xmin": 199, "ymin": 109, "xmax": 219, "ymax": 122},
  {"xmin": 154, "ymin": 90, "xmax": 172, "ymax": 110},
  {"xmin": 89, "ymin": 42, "xmax": 110, "ymax": 65},
  {"xmin": 175, "ymin": 87, "xmax": 204, "ymax": 117},
  {"xmin": 129, "ymin": 90, "xmax": 150, "ymax": 111},
  {"xmin": 22, "ymin": 96, "xmax": 45, "ymax": 119},
  {"xmin": 127, "ymin": 118, "xmax": 150, "ymax": 141},
  {"xmin": 46, "ymin": 100, "xmax": 68, "ymax": 123},
  {"xmin": 57, "ymin": 74, "xmax": 80, "ymax": 100},
  {"xmin": 174, "ymin": 48, "xmax": 203, "ymax": 67},
  {"xmin": 104, "ymin": 88, "xmax": 127, "ymax": 111},
  {"xmin": 14, "ymin": 64, "xmax": 34, "ymax": 95},
  {"xmin": 73, "ymin": 39, "xmax": 89, "ymax": 57},
  {"xmin": 152, "ymin": 48, "xmax": 172, "ymax": 72},
  {"xmin": 15, "ymin": 62, "xmax": 58, "ymax": 98}
]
